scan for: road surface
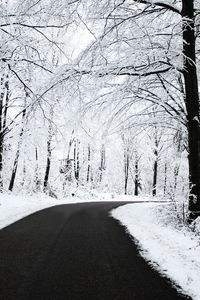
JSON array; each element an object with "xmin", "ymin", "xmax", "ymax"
[{"xmin": 0, "ymin": 202, "xmax": 190, "ymax": 300}]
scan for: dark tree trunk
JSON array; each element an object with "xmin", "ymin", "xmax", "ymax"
[
  {"xmin": 43, "ymin": 155, "xmax": 51, "ymax": 192},
  {"xmin": 43, "ymin": 137, "xmax": 52, "ymax": 192},
  {"xmin": 67, "ymin": 130, "xmax": 74, "ymax": 160},
  {"xmin": 134, "ymin": 157, "xmax": 139, "ymax": 196},
  {"xmin": 43, "ymin": 108, "xmax": 53, "ymax": 192},
  {"xmin": 0, "ymin": 75, "xmax": 6, "ymax": 191},
  {"xmin": 124, "ymin": 151, "xmax": 129, "ymax": 195},
  {"xmin": 123, "ymin": 144, "xmax": 130, "ymax": 195},
  {"xmin": 124, "ymin": 175, "xmax": 128, "ymax": 195},
  {"xmin": 182, "ymin": 0, "xmax": 200, "ymax": 220},
  {"xmin": 0, "ymin": 77, "xmax": 4, "ymax": 192},
  {"xmin": 163, "ymin": 163, "xmax": 167, "ymax": 196},
  {"xmin": 152, "ymin": 149, "xmax": 158, "ymax": 196},
  {"xmin": 35, "ymin": 147, "xmax": 38, "ymax": 182},
  {"xmin": 3, "ymin": 75, "xmax": 9, "ymax": 132},
  {"xmin": 87, "ymin": 144, "xmax": 91, "ymax": 183},
  {"xmin": 74, "ymin": 139, "xmax": 80, "ymax": 184},
  {"xmin": 0, "ymin": 73, "xmax": 9, "ymax": 191},
  {"xmin": 35, "ymin": 147, "xmax": 41, "ymax": 191},
  {"xmin": 9, "ymin": 107, "xmax": 26, "ymax": 191}
]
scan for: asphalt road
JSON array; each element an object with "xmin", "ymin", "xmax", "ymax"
[{"xmin": 0, "ymin": 201, "xmax": 191, "ymax": 300}]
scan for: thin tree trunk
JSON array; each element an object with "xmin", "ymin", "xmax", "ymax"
[
  {"xmin": 99, "ymin": 144, "xmax": 106, "ymax": 183},
  {"xmin": 43, "ymin": 148, "xmax": 51, "ymax": 192},
  {"xmin": 0, "ymin": 75, "xmax": 5, "ymax": 191},
  {"xmin": 43, "ymin": 108, "xmax": 53, "ymax": 192},
  {"xmin": 3, "ymin": 74, "xmax": 9, "ymax": 132},
  {"xmin": 74, "ymin": 139, "xmax": 80, "ymax": 184},
  {"xmin": 124, "ymin": 147, "xmax": 129, "ymax": 195},
  {"xmin": 124, "ymin": 175, "xmax": 128, "ymax": 195},
  {"xmin": 174, "ymin": 165, "xmax": 180, "ymax": 196},
  {"xmin": 76, "ymin": 141, "xmax": 80, "ymax": 182},
  {"xmin": 152, "ymin": 149, "xmax": 158, "ymax": 196},
  {"xmin": 134, "ymin": 156, "xmax": 139, "ymax": 196},
  {"xmin": 67, "ymin": 130, "xmax": 74, "ymax": 160},
  {"xmin": 182, "ymin": 0, "xmax": 200, "ymax": 220},
  {"xmin": 35, "ymin": 147, "xmax": 41, "ymax": 191},
  {"xmin": 87, "ymin": 144, "xmax": 91, "ymax": 183},
  {"xmin": 9, "ymin": 106, "xmax": 26, "ymax": 191},
  {"xmin": 163, "ymin": 163, "xmax": 167, "ymax": 196}
]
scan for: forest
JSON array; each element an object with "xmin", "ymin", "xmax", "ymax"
[{"xmin": 0, "ymin": 0, "xmax": 200, "ymax": 221}]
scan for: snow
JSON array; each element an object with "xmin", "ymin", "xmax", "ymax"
[
  {"xmin": 112, "ymin": 202, "xmax": 200, "ymax": 300},
  {"xmin": 0, "ymin": 191, "xmax": 139, "ymax": 230},
  {"xmin": 0, "ymin": 193, "xmax": 59, "ymax": 230}
]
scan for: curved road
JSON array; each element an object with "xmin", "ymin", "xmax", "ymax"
[{"xmin": 0, "ymin": 202, "xmax": 190, "ymax": 300}]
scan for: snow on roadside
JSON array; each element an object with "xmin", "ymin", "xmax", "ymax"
[
  {"xmin": 0, "ymin": 193, "xmax": 61, "ymax": 230},
  {"xmin": 0, "ymin": 192, "xmax": 140, "ymax": 230},
  {"xmin": 111, "ymin": 203, "xmax": 200, "ymax": 300}
]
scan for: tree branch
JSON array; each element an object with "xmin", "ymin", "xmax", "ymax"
[{"xmin": 138, "ymin": 0, "xmax": 181, "ymax": 15}]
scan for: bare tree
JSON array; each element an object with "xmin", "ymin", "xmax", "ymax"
[
  {"xmin": 99, "ymin": 144, "xmax": 106, "ymax": 184},
  {"xmin": 8, "ymin": 99, "xmax": 27, "ymax": 191},
  {"xmin": 0, "ymin": 71, "xmax": 9, "ymax": 191},
  {"xmin": 43, "ymin": 106, "xmax": 54, "ymax": 193},
  {"xmin": 134, "ymin": 150, "xmax": 141, "ymax": 196},
  {"xmin": 74, "ymin": 138, "xmax": 80, "ymax": 184},
  {"xmin": 86, "ymin": 143, "xmax": 91, "ymax": 183}
]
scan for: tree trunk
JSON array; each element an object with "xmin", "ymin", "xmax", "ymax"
[
  {"xmin": 152, "ymin": 149, "xmax": 158, "ymax": 196},
  {"xmin": 124, "ymin": 175, "xmax": 128, "ymax": 195},
  {"xmin": 67, "ymin": 130, "xmax": 74, "ymax": 159},
  {"xmin": 124, "ymin": 149, "xmax": 129, "ymax": 195},
  {"xmin": 43, "ymin": 108, "xmax": 53, "ymax": 192},
  {"xmin": 134, "ymin": 156, "xmax": 139, "ymax": 196},
  {"xmin": 163, "ymin": 163, "xmax": 167, "ymax": 196},
  {"xmin": 3, "ymin": 74, "xmax": 9, "ymax": 133},
  {"xmin": 9, "ymin": 107, "xmax": 26, "ymax": 191},
  {"xmin": 87, "ymin": 143, "xmax": 91, "ymax": 183},
  {"xmin": 0, "ymin": 73, "xmax": 10, "ymax": 191},
  {"xmin": 0, "ymin": 74, "xmax": 7, "ymax": 191},
  {"xmin": 43, "ymin": 153, "xmax": 51, "ymax": 192},
  {"xmin": 99, "ymin": 144, "xmax": 106, "ymax": 183},
  {"xmin": 35, "ymin": 147, "xmax": 41, "ymax": 191},
  {"xmin": 0, "ymin": 76, "xmax": 4, "ymax": 191},
  {"xmin": 182, "ymin": 0, "xmax": 200, "ymax": 220},
  {"xmin": 21, "ymin": 160, "xmax": 26, "ymax": 187},
  {"xmin": 74, "ymin": 139, "xmax": 80, "ymax": 184},
  {"xmin": 173, "ymin": 165, "xmax": 180, "ymax": 197}
]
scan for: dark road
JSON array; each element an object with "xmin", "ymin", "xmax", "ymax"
[{"xmin": 0, "ymin": 202, "xmax": 190, "ymax": 300}]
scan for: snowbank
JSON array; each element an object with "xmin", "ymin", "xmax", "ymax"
[
  {"xmin": 112, "ymin": 203, "xmax": 200, "ymax": 300},
  {"xmin": 0, "ymin": 193, "xmax": 60, "ymax": 230},
  {"xmin": 0, "ymin": 192, "xmax": 140, "ymax": 230}
]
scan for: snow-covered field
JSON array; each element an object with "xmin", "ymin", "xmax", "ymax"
[
  {"xmin": 1, "ymin": 192, "xmax": 199, "ymax": 299},
  {"xmin": 112, "ymin": 203, "xmax": 200, "ymax": 300}
]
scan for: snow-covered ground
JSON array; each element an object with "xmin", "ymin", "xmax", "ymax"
[
  {"xmin": 112, "ymin": 203, "xmax": 200, "ymax": 300},
  {"xmin": 0, "ymin": 191, "xmax": 140, "ymax": 230},
  {"xmin": 0, "ymin": 193, "xmax": 59, "ymax": 230}
]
